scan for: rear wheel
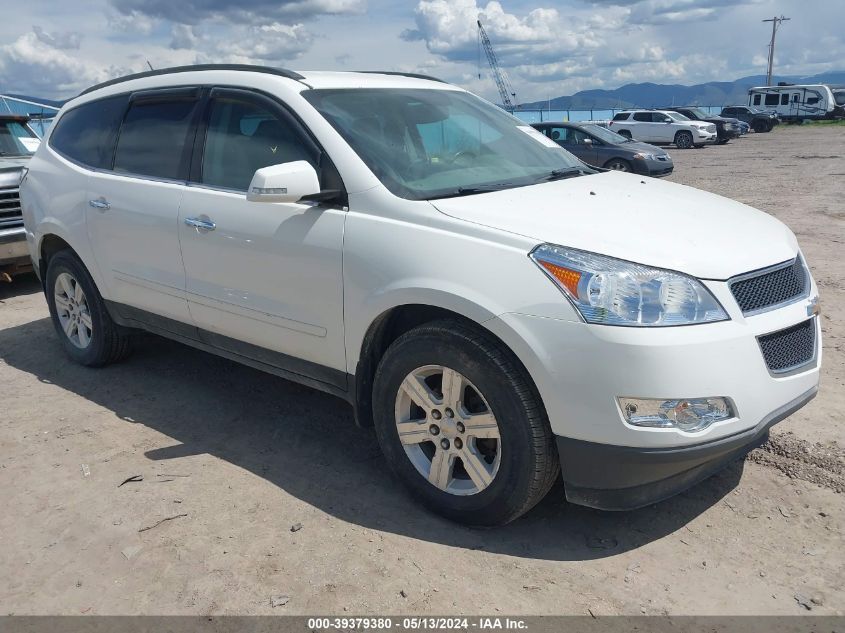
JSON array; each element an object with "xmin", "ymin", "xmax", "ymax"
[
  {"xmin": 46, "ymin": 250, "xmax": 133, "ymax": 367},
  {"xmin": 604, "ymin": 158, "xmax": 632, "ymax": 172},
  {"xmin": 674, "ymin": 131, "xmax": 694, "ymax": 149},
  {"xmin": 372, "ymin": 320, "xmax": 559, "ymax": 526},
  {"xmin": 752, "ymin": 119, "xmax": 769, "ymax": 133}
]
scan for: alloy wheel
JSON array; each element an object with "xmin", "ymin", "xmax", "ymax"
[
  {"xmin": 394, "ymin": 365, "xmax": 501, "ymax": 496},
  {"xmin": 54, "ymin": 272, "xmax": 93, "ymax": 349}
]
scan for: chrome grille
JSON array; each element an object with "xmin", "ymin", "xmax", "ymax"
[
  {"xmin": 729, "ymin": 257, "xmax": 808, "ymax": 315},
  {"xmin": 758, "ymin": 318, "xmax": 816, "ymax": 374},
  {"xmin": 0, "ymin": 187, "xmax": 23, "ymax": 229}
]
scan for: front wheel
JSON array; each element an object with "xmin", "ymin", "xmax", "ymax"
[
  {"xmin": 604, "ymin": 158, "xmax": 632, "ymax": 172},
  {"xmin": 372, "ymin": 320, "xmax": 559, "ymax": 526},
  {"xmin": 674, "ymin": 131, "xmax": 693, "ymax": 149},
  {"xmin": 46, "ymin": 250, "xmax": 134, "ymax": 367}
]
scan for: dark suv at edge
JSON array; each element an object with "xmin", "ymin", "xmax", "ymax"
[{"xmin": 665, "ymin": 107, "xmax": 740, "ymax": 144}]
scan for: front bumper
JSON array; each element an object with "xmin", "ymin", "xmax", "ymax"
[
  {"xmin": 485, "ymin": 279, "xmax": 821, "ymax": 509},
  {"xmin": 557, "ymin": 386, "xmax": 817, "ymax": 509},
  {"xmin": 695, "ymin": 130, "xmax": 718, "ymax": 144},
  {"xmin": 633, "ymin": 157, "xmax": 674, "ymax": 177},
  {"xmin": 0, "ymin": 226, "xmax": 31, "ymax": 271}
]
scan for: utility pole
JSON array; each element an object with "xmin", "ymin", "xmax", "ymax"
[{"xmin": 763, "ymin": 15, "xmax": 790, "ymax": 86}]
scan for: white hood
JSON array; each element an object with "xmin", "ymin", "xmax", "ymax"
[{"xmin": 430, "ymin": 171, "xmax": 797, "ymax": 280}]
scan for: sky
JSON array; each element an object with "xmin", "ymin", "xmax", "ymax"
[{"xmin": 0, "ymin": 0, "xmax": 842, "ymax": 102}]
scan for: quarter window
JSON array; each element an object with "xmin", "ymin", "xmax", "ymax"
[
  {"xmin": 49, "ymin": 95, "xmax": 129, "ymax": 169},
  {"xmin": 201, "ymin": 96, "xmax": 316, "ymax": 191},
  {"xmin": 612, "ymin": 113, "xmax": 629, "ymax": 121},
  {"xmin": 113, "ymin": 97, "xmax": 199, "ymax": 180},
  {"xmin": 752, "ymin": 95, "xmax": 761, "ymax": 106}
]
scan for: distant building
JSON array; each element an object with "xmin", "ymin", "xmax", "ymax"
[{"xmin": 0, "ymin": 94, "xmax": 63, "ymax": 137}]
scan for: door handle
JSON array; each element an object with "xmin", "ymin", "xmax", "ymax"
[
  {"xmin": 184, "ymin": 217, "xmax": 216, "ymax": 232},
  {"xmin": 88, "ymin": 198, "xmax": 110, "ymax": 211}
]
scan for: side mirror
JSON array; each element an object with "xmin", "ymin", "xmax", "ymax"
[
  {"xmin": 664, "ymin": 118, "xmax": 673, "ymax": 123},
  {"xmin": 247, "ymin": 161, "xmax": 320, "ymax": 204},
  {"xmin": 582, "ymin": 138, "xmax": 593, "ymax": 145}
]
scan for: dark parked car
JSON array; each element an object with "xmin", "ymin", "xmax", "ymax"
[
  {"xmin": 720, "ymin": 106, "xmax": 779, "ymax": 133},
  {"xmin": 0, "ymin": 115, "xmax": 39, "ymax": 280},
  {"xmin": 531, "ymin": 121, "xmax": 673, "ymax": 177},
  {"xmin": 666, "ymin": 107, "xmax": 740, "ymax": 144}
]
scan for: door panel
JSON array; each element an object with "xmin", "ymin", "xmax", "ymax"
[
  {"xmin": 87, "ymin": 173, "xmax": 190, "ymax": 322},
  {"xmin": 86, "ymin": 92, "xmax": 201, "ymax": 324},
  {"xmin": 179, "ymin": 89, "xmax": 346, "ymax": 376}
]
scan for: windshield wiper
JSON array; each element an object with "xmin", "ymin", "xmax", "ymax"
[
  {"xmin": 425, "ymin": 184, "xmax": 514, "ymax": 200},
  {"xmin": 539, "ymin": 167, "xmax": 586, "ymax": 182}
]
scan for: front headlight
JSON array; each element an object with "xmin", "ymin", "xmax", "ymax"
[
  {"xmin": 530, "ymin": 244, "xmax": 729, "ymax": 326},
  {"xmin": 632, "ymin": 152, "xmax": 655, "ymax": 160}
]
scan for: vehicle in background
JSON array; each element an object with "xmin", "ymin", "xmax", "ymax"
[
  {"xmin": 531, "ymin": 121, "xmax": 673, "ymax": 176},
  {"xmin": 665, "ymin": 107, "xmax": 741, "ymax": 144},
  {"xmin": 737, "ymin": 120, "xmax": 750, "ymax": 135},
  {"xmin": 720, "ymin": 106, "xmax": 779, "ymax": 132},
  {"xmin": 748, "ymin": 84, "xmax": 842, "ymax": 121},
  {"xmin": 831, "ymin": 88, "xmax": 845, "ymax": 115},
  {"xmin": 0, "ymin": 115, "xmax": 39, "ymax": 280},
  {"xmin": 608, "ymin": 109, "xmax": 717, "ymax": 149}
]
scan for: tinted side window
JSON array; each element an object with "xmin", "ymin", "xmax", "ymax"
[
  {"xmin": 612, "ymin": 113, "xmax": 629, "ymax": 121},
  {"xmin": 50, "ymin": 95, "xmax": 128, "ymax": 169},
  {"xmin": 752, "ymin": 94, "xmax": 761, "ymax": 106},
  {"xmin": 764, "ymin": 94, "xmax": 779, "ymax": 106},
  {"xmin": 547, "ymin": 127, "xmax": 570, "ymax": 143},
  {"xmin": 201, "ymin": 96, "xmax": 317, "ymax": 191},
  {"xmin": 633, "ymin": 112, "xmax": 651, "ymax": 122},
  {"xmin": 113, "ymin": 98, "xmax": 199, "ymax": 180},
  {"xmin": 780, "ymin": 93, "xmax": 789, "ymax": 105}
]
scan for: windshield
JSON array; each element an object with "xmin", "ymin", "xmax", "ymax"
[
  {"xmin": 579, "ymin": 123, "xmax": 630, "ymax": 144},
  {"xmin": 0, "ymin": 120, "xmax": 39, "ymax": 156},
  {"xmin": 666, "ymin": 112, "xmax": 690, "ymax": 121},
  {"xmin": 302, "ymin": 88, "xmax": 587, "ymax": 200}
]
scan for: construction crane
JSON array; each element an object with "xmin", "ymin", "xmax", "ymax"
[{"xmin": 477, "ymin": 19, "xmax": 517, "ymax": 112}]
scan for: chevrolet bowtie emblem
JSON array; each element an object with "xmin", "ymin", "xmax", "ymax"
[{"xmin": 270, "ymin": 146, "xmax": 278, "ymax": 154}]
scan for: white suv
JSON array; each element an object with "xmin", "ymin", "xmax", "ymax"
[
  {"xmin": 609, "ymin": 109, "xmax": 717, "ymax": 148},
  {"xmin": 21, "ymin": 66, "xmax": 820, "ymax": 525}
]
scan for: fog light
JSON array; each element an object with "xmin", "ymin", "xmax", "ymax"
[{"xmin": 618, "ymin": 397, "xmax": 734, "ymax": 432}]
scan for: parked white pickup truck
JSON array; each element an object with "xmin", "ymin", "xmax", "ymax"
[{"xmin": 608, "ymin": 109, "xmax": 717, "ymax": 149}]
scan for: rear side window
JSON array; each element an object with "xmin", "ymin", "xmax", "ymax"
[
  {"xmin": 633, "ymin": 112, "xmax": 651, "ymax": 122},
  {"xmin": 113, "ymin": 97, "xmax": 199, "ymax": 181},
  {"xmin": 50, "ymin": 95, "xmax": 128, "ymax": 169},
  {"xmin": 612, "ymin": 113, "xmax": 629, "ymax": 121}
]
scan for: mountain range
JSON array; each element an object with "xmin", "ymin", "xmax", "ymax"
[{"xmin": 518, "ymin": 71, "xmax": 845, "ymax": 110}]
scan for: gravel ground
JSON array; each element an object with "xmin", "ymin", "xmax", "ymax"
[{"xmin": 0, "ymin": 125, "xmax": 842, "ymax": 616}]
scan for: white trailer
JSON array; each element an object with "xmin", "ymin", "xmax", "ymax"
[{"xmin": 747, "ymin": 84, "xmax": 842, "ymax": 121}]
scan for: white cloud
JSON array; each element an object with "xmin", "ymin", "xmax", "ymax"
[
  {"xmin": 170, "ymin": 24, "xmax": 199, "ymax": 50},
  {"xmin": 196, "ymin": 22, "xmax": 314, "ymax": 64},
  {"xmin": 0, "ymin": 28, "xmax": 131, "ymax": 97},
  {"xmin": 32, "ymin": 26, "xmax": 82, "ymax": 50}
]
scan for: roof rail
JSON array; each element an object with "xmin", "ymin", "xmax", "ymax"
[
  {"xmin": 356, "ymin": 71, "xmax": 446, "ymax": 84},
  {"xmin": 78, "ymin": 64, "xmax": 306, "ymax": 97}
]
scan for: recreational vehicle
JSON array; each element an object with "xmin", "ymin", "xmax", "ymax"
[{"xmin": 747, "ymin": 84, "xmax": 842, "ymax": 121}]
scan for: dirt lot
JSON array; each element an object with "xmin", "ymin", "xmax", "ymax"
[{"xmin": 1, "ymin": 125, "xmax": 843, "ymax": 616}]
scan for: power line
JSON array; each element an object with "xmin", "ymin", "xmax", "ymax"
[{"xmin": 762, "ymin": 15, "xmax": 790, "ymax": 86}]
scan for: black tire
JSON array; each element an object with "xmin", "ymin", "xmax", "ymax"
[
  {"xmin": 604, "ymin": 158, "xmax": 632, "ymax": 172},
  {"xmin": 674, "ymin": 131, "xmax": 693, "ymax": 149},
  {"xmin": 45, "ymin": 250, "xmax": 134, "ymax": 367},
  {"xmin": 618, "ymin": 130, "xmax": 632, "ymax": 139},
  {"xmin": 752, "ymin": 119, "xmax": 768, "ymax": 133},
  {"xmin": 372, "ymin": 319, "xmax": 559, "ymax": 526},
  {"xmin": 716, "ymin": 138, "xmax": 729, "ymax": 145}
]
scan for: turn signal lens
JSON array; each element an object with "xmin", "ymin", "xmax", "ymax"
[{"xmin": 537, "ymin": 260, "xmax": 581, "ymax": 297}]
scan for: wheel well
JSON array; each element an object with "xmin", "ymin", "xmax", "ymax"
[
  {"xmin": 39, "ymin": 235, "xmax": 73, "ymax": 285},
  {"xmin": 603, "ymin": 157, "xmax": 629, "ymax": 168},
  {"xmin": 352, "ymin": 305, "xmax": 534, "ymax": 428}
]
